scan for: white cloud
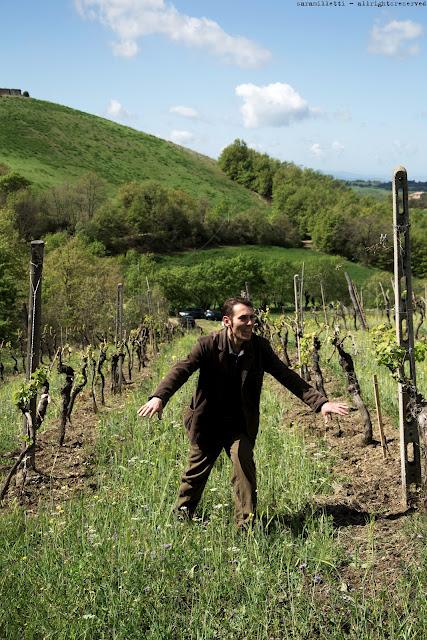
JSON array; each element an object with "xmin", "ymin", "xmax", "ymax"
[
  {"xmin": 106, "ymin": 98, "xmax": 131, "ymax": 120},
  {"xmin": 368, "ymin": 20, "xmax": 423, "ymax": 57},
  {"xmin": 75, "ymin": 0, "xmax": 271, "ymax": 67},
  {"xmin": 332, "ymin": 140, "xmax": 344, "ymax": 154},
  {"xmin": 170, "ymin": 105, "xmax": 199, "ymax": 119},
  {"xmin": 169, "ymin": 129, "xmax": 195, "ymax": 145},
  {"xmin": 235, "ymin": 82, "xmax": 318, "ymax": 129},
  {"xmin": 310, "ymin": 143, "xmax": 324, "ymax": 158},
  {"xmin": 112, "ymin": 39, "xmax": 139, "ymax": 57}
]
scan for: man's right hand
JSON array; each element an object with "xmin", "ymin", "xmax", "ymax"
[{"xmin": 137, "ymin": 397, "xmax": 163, "ymax": 419}]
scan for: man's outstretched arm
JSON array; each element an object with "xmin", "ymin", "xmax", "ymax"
[
  {"xmin": 137, "ymin": 336, "xmax": 206, "ymax": 419},
  {"xmin": 138, "ymin": 396, "xmax": 163, "ymax": 419},
  {"xmin": 320, "ymin": 401, "xmax": 349, "ymax": 421},
  {"xmin": 261, "ymin": 338, "xmax": 349, "ymax": 416}
]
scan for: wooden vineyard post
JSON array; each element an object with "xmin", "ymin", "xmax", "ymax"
[
  {"xmin": 372, "ymin": 374, "xmax": 388, "ymax": 459},
  {"xmin": 146, "ymin": 277, "xmax": 157, "ymax": 355},
  {"xmin": 379, "ymin": 281, "xmax": 391, "ymax": 325},
  {"xmin": 294, "ymin": 274, "xmax": 302, "ymax": 376},
  {"xmin": 245, "ymin": 281, "xmax": 251, "ymax": 302},
  {"xmin": 299, "ymin": 262, "xmax": 305, "ymax": 330},
  {"xmin": 320, "ymin": 281, "xmax": 328, "ymax": 327},
  {"xmin": 116, "ymin": 283, "xmax": 124, "ymax": 394},
  {"xmin": 24, "ymin": 240, "xmax": 45, "ymax": 469},
  {"xmin": 344, "ymin": 272, "xmax": 368, "ymax": 331},
  {"xmin": 393, "ymin": 166, "xmax": 422, "ymax": 508}
]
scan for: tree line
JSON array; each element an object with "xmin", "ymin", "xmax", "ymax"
[
  {"xmin": 1, "ymin": 149, "xmax": 426, "ymax": 342},
  {"xmin": 218, "ymin": 139, "xmax": 427, "ymax": 277}
]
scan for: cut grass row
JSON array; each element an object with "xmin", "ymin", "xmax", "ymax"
[{"xmin": 154, "ymin": 245, "xmax": 385, "ymax": 288}]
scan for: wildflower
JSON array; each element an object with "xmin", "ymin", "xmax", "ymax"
[{"xmin": 162, "ymin": 543, "xmax": 172, "ymax": 550}]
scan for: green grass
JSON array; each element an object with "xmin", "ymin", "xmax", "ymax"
[
  {"xmin": 0, "ymin": 97, "xmax": 267, "ymax": 213},
  {"xmin": 155, "ymin": 245, "xmax": 387, "ymax": 287},
  {"xmin": 1, "ymin": 334, "xmax": 427, "ymax": 638}
]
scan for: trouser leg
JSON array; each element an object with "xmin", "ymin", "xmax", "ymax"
[
  {"xmin": 226, "ymin": 434, "xmax": 257, "ymax": 527},
  {"xmin": 176, "ymin": 442, "xmax": 222, "ymax": 515}
]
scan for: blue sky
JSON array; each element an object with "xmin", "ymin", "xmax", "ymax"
[{"xmin": 2, "ymin": 0, "xmax": 427, "ymax": 179}]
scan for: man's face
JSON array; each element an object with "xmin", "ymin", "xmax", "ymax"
[{"xmin": 223, "ymin": 303, "xmax": 256, "ymax": 342}]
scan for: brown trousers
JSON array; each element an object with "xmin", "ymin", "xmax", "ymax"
[{"xmin": 176, "ymin": 433, "xmax": 257, "ymax": 527}]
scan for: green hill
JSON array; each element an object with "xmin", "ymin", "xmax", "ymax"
[{"xmin": 0, "ymin": 97, "xmax": 267, "ymax": 211}]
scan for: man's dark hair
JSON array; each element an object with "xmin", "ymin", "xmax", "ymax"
[{"xmin": 221, "ymin": 297, "xmax": 253, "ymax": 318}]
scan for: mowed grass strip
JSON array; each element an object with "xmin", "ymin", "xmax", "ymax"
[
  {"xmin": 154, "ymin": 245, "xmax": 386, "ymax": 289},
  {"xmin": 1, "ymin": 334, "xmax": 426, "ymax": 639}
]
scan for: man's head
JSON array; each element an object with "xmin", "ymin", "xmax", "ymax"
[{"xmin": 221, "ymin": 297, "xmax": 256, "ymax": 345}]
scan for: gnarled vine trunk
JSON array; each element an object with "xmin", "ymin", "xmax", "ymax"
[{"xmin": 333, "ymin": 337, "xmax": 373, "ymax": 445}]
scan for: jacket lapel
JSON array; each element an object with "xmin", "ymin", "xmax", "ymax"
[
  {"xmin": 217, "ymin": 328, "xmax": 228, "ymax": 369},
  {"xmin": 240, "ymin": 339, "xmax": 254, "ymax": 388}
]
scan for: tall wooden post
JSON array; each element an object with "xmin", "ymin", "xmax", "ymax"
[
  {"xmin": 344, "ymin": 272, "xmax": 368, "ymax": 331},
  {"xmin": 24, "ymin": 240, "xmax": 45, "ymax": 468},
  {"xmin": 146, "ymin": 277, "xmax": 157, "ymax": 354},
  {"xmin": 320, "ymin": 281, "xmax": 328, "ymax": 327},
  {"xmin": 294, "ymin": 274, "xmax": 302, "ymax": 376},
  {"xmin": 299, "ymin": 262, "xmax": 305, "ymax": 330},
  {"xmin": 245, "ymin": 281, "xmax": 251, "ymax": 302},
  {"xmin": 116, "ymin": 283, "xmax": 124, "ymax": 394},
  {"xmin": 393, "ymin": 166, "xmax": 421, "ymax": 507}
]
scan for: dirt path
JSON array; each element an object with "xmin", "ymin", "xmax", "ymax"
[{"xmin": 279, "ymin": 377, "xmax": 421, "ymax": 597}]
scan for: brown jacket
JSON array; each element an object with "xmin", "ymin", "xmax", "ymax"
[{"xmin": 151, "ymin": 329, "xmax": 327, "ymax": 445}]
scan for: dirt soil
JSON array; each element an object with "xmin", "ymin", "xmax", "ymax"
[{"xmin": 279, "ymin": 377, "xmax": 424, "ymax": 599}]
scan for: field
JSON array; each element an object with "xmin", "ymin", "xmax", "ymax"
[
  {"xmin": 0, "ymin": 97, "xmax": 267, "ymax": 213},
  {"xmin": 1, "ymin": 314, "xmax": 427, "ymax": 639},
  {"xmin": 154, "ymin": 245, "xmax": 385, "ymax": 289}
]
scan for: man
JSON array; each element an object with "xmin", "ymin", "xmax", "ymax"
[{"xmin": 138, "ymin": 297, "xmax": 348, "ymax": 528}]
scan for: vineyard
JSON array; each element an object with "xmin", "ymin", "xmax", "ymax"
[
  {"xmin": 1, "ymin": 258, "xmax": 427, "ymax": 638},
  {"xmin": 0, "ymin": 165, "xmax": 426, "ymax": 639}
]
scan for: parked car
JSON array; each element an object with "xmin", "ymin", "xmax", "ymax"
[
  {"xmin": 204, "ymin": 309, "xmax": 222, "ymax": 321},
  {"xmin": 178, "ymin": 308, "xmax": 205, "ymax": 319},
  {"xmin": 177, "ymin": 315, "xmax": 196, "ymax": 329}
]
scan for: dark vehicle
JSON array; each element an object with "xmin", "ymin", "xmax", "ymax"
[
  {"xmin": 178, "ymin": 315, "xmax": 196, "ymax": 329},
  {"xmin": 204, "ymin": 309, "xmax": 222, "ymax": 321},
  {"xmin": 178, "ymin": 308, "xmax": 205, "ymax": 319}
]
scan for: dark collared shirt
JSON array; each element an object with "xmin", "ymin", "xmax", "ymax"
[{"xmin": 222, "ymin": 336, "xmax": 246, "ymax": 427}]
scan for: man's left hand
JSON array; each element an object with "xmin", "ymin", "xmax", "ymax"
[{"xmin": 320, "ymin": 401, "xmax": 349, "ymax": 423}]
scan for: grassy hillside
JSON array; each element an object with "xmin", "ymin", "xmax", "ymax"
[
  {"xmin": 154, "ymin": 245, "xmax": 384, "ymax": 287},
  {"xmin": 0, "ymin": 97, "xmax": 267, "ymax": 211}
]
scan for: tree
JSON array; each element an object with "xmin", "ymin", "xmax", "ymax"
[
  {"xmin": 0, "ymin": 172, "xmax": 31, "ymax": 206},
  {"xmin": 218, "ymin": 139, "xmax": 254, "ymax": 189},
  {"xmin": 0, "ymin": 208, "xmax": 26, "ymax": 338},
  {"xmin": 42, "ymin": 237, "xmax": 122, "ymax": 335},
  {"xmin": 74, "ymin": 172, "xmax": 107, "ymax": 222}
]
